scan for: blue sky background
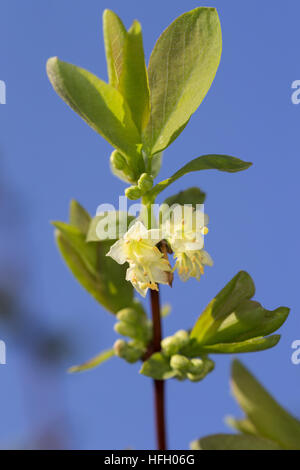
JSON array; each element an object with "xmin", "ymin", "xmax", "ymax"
[{"xmin": 0, "ymin": 0, "xmax": 299, "ymax": 449}]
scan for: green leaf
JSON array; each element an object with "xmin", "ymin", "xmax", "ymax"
[
  {"xmin": 189, "ymin": 335, "xmax": 281, "ymax": 354},
  {"xmin": 68, "ymin": 348, "xmax": 115, "ymax": 373},
  {"xmin": 86, "ymin": 212, "xmax": 136, "ymax": 242},
  {"xmin": 103, "ymin": 9, "xmax": 126, "ymax": 88},
  {"xmin": 184, "ymin": 271, "xmax": 289, "ymax": 355},
  {"xmin": 163, "ymin": 187, "xmax": 206, "ymax": 208},
  {"xmin": 103, "ymin": 10, "xmax": 149, "ymax": 134},
  {"xmin": 150, "ymin": 151, "xmax": 163, "ymax": 178},
  {"xmin": 147, "ymin": 155, "xmax": 252, "ymax": 200},
  {"xmin": 47, "ymin": 57, "xmax": 143, "ymax": 166},
  {"xmin": 143, "ymin": 7, "xmax": 222, "ymax": 154},
  {"xmin": 191, "ymin": 271, "xmax": 255, "ymax": 345},
  {"xmin": 69, "ymin": 200, "xmax": 91, "ymax": 235},
  {"xmin": 53, "ymin": 222, "xmax": 100, "ymax": 277},
  {"xmin": 191, "ymin": 434, "xmax": 281, "ymax": 450},
  {"xmin": 210, "ymin": 301, "xmax": 289, "ymax": 345},
  {"xmin": 55, "ymin": 226, "xmax": 133, "ymax": 314},
  {"xmin": 119, "ymin": 20, "xmax": 150, "ymax": 133},
  {"xmin": 140, "ymin": 352, "xmax": 176, "ymax": 380},
  {"xmin": 231, "ymin": 360, "xmax": 300, "ymax": 450},
  {"xmin": 225, "ymin": 416, "xmax": 258, "ymax": 436}
]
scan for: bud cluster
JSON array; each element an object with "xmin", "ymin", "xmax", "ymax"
[
  {"xmin": 125, "ymin": 173, "xmax": 154, "ymax": 200},
  {"xmin": 113, "ymin": 306, "xmax": 152, "ymax": 364},
  {"xmin": 161, "ymin": 329, "xmax": 214, "ymax": 382}
]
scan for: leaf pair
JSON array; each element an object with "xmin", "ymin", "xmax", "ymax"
[
  {"xmin": 53, "ymin": 200, "xmax": 134, "ymax": 314},
  {"xmin": 140, "ymin": 351, "xmax": 214, "ymax": 382},
  {"xmin": 185, "ymin": 271, "xmax": 289, "ymax": 355},
  {"xmin": 47, "ymin": 7, "xmax": 223, "ymax": 180},
  {"xmin": 192, "ymin": 360, "xmax": 300, "ymax": 450}
]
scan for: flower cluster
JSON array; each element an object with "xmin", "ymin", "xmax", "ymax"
[
  {"xmin": 107, "ymin": 221, "xmax": 171, "ymax": 297},
  {"xmin": 107, "ymin": 206, "xmax": 212, "ymax": 297}
]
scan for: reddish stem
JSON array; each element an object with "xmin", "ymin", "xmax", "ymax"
[{"xmin": 150, "ymin": 289, "xmax": 167, "ymax": 451}]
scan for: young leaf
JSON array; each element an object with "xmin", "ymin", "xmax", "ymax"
[
  {"xmin": 47, "ymin": 58, "xmax": 142, "ymax": 165},
  {"xmin": 103, "ymin": 11, "xmax": 150, "ymax": 134},
  {"xmin": 231, "ymin": 360, "xmax": 300, "ymax": 450},
  {"xmin": 189, "ymin": 335, "xmax": 281, "ymax": 354},
  {"xmin": 150, "ymin": 151, "xmax": 163, "ymax": 178},
  {"xmin": 103, "ymin": 9, "xmax": 126, "ymax": 88},
  {"xmin": 191, "ymin": 434, "xmax": 281, "ymax": 450},
  {"xmin": 68, "ymin": 348, "xmax": 115, "ymax": 373},
  {"xmin": 55, "ymin": 227, "xmax": 133, "ymax": 314},
  {"xmin": 143, "ymin": 7, "xmax": 222, "ymax": 154},
  {"xmin": 183, "ymin": 271, "xmax": 289, "ymax": 355},
  {"xmin": 147, "ymin": 155, "xmax": 252, "ymax": 200},
  {"xmin": 53, "ymin": 222, "xmax": 98, "ymax": 276},
  {"xmin": 225, "ymin": 416, "xmax": 258, "ymax": 436},
  {"xmin": 190, "ymin": 271, "xmax": 255, "ymax": 344},
  {"xmin": 210, "ymin": 302, "xmax": 289, "ymax": 345},
  {"xmin": 163, "ymin": 187, "xmax": 206, "ymax": 208},
  {"xmin": 69, "ymin": 200, "xmax": 91, "ymax": 235},
  {"xmin": 119, "ymin": 20, "xmax": 150, "ymax": 133}
]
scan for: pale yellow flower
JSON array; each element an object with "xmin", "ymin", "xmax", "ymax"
[
  {"xmin": 161, "ymin": 205, "xmax": 213, "ymax": 281},
  {"xmin": 174, "ymin": 250, "xmax": 213, "ymax": 282},
  {"xmin": 107, "ymin": 221, "xmax": 171, "ymax": 297}
]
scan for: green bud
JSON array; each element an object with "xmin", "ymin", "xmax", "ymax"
[
  {"xmin": 110, "ymin": 150, "xmax": 126, "ymax": 170},
  {"xmin": 188, "ymin": 358, "xmax": 204, "ymax": 375},
  {"xmin": 161, "ymin": 330, "xmax": 190, "ymax": 356},
  {"xmin": 174, "ymin": 330, "xmax": 190, "ymax": 345},
  {"xmin": 138, "ymin": 173, "xmax": 153, "ymax": 193},
  {"xmin": 170, "ymin": 354, "xmax": 190, "ymax": 372},
  {"xmin": 115, "ymin": 307, "xmax": 152, "ymax": 343},
  {"xmin": 125, "ymin": 185, "xmax": 142, "ymax": 200},
  {"xmin": 186, "ymin": 372, "xmax": 203, "ymax": 382},
  {"xmin": 113, "ymin": 339, "xmax": 144, "ymax": 364},
  {"xmin": 161, "ymin": 336, "xmax": 178, "ymax": 356},
  {"xmin": 110, "ymin": 151, "xmax": 136, "ymax": 183},
  {"xmin": 117, "ymin": 307, "xmax": 146, "ymax": 325},
  {"xmin": 187, "ymin": 358, "xmax": 215, "ymax": 382},
  {"xmin": 114, "ymin": 322, "xmax": 137, "ymax": 338}
]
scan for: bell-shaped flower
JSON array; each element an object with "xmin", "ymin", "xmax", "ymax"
[
  {"xmin": 174, "ymin": 249, "xmax": 213, "ymax": 282},
  {"xmin": 107, "ymin": 221, "xmax": 171, "ymax": 297},
  {"xmin": 161, "ymin": 205, "xmax": 213, "ymax": 281}
]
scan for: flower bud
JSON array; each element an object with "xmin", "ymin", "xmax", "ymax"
[
  {"xmin": 138, "ymin": 173, "xmax": 153, "ymax": 193},
  {"xmin": 115, "ymin": 307, "xmax": 152, "ymax": 343},
  {"xmin": 188, "ymin": 358, "xmax": 204, "ymax": 375},
  {"xmin": 113, "ymin": 339, "xmax": 145, "ymax": 364},
  {"xmin": 110, "ymin": 150, "xmax": 126, "ymax": 170},
  {"xmin": 117, "ymin": 308, "xmax": 142, "ymax": 324},
  {"xmin": 170, "ymin": 354, "xmax": 190, "ymax": 372},
  {"xmin": 125, "ymin": 185, "xmax": 142, "ymax": 200},
  {"xmin": 187, "ymin": 358, "xmax": 214, "ymax": 382},
  {"xmin": 110, "ymin": 151, "xmax": 136, "ymax": 183},
  {"xmin": 114, "ymin": 321, "xmax": 137, "ymax": 338},
  {"xmin": 161, "ymin": 330, "xmax": 190, "ymax": 356}
]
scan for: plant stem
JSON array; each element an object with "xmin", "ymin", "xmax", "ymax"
[{"xmin": 150, "ymin": 289, "xmax": 167, "ymax": 450}]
